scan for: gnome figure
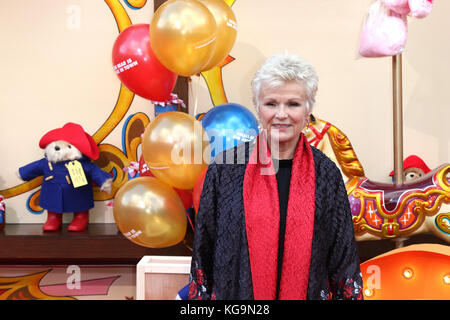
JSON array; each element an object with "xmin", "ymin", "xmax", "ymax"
[{"xmin": 19, "ymin": 123, "xmax": 112, "ymax": 232}]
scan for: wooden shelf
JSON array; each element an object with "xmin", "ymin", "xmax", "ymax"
[
  {"xmin": 0, "ymin": 224, "xmax": 193, "ymax": 265},
  {"xmin": 0, "ymin": 223, "xmax": 445, "ymax": 266}
]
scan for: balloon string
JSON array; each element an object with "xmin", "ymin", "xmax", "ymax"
[
  {"xmin": 183, "ymin": 239, "xmax": 193, "ymax": 252},
  {"xmin": 193, "ymin": 75, "xmax": 200, "ymax": 117},
  {"xmin": 186, "ymin": 212, "xmax": 195, "ymax": 232}
]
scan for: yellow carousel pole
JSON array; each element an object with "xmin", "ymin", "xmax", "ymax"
[{"xmin": 392, "ymin": 53, "xmax": 407, "ymax": 248}]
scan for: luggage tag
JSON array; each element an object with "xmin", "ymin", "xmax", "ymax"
[{"xmin": 66, "ymin": 160, "xmax": 88, "ymax": 188}]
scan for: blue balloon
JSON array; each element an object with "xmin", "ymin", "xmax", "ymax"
[{"xmin": 201, "ymin": 103, "xmax": 259, "ymax": 158}]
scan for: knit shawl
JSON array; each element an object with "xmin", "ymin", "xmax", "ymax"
[{"xmin": 243, "ymin": 132, "xmax": 315, "ymax": 300}]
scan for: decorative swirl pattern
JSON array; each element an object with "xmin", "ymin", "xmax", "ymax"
[
  {"xmin": 327, "ymin": 125, "xmax": 365, "ymax": 178},
  {"xmin": 122, "ymin": 112, "xmax": 149, "ymax": 159},
  {"xmin": 200, "ymin": 55, "xmax": 235, "ymax": 106},
  {"xmin": 0, "ymin": 177, "xmax": 42, "ymax": 203},
  {"xmin": 124, "ymin": 0, "xmax": 147, "ymax": 10},
  {"xmin": 27, "ymin": 189, "xmax": 43, "ymax": 214},
  {"xmin": 308, "ymin": 117, "xmax": 365, "ymax": 178},
  {"xmin": 0, "ymin": 270, "xmax": 76, "ymax": 300},
  {"xmin": 93, "ymin": 112, "xmax": 150, "ymax": 201},
  {"xmin": 350, "ymin": 165, "xmax": 449, "ymax": 239},
  {"xmin": 435, "ymin": 213, "xmax": 450, "ymax": 235}
]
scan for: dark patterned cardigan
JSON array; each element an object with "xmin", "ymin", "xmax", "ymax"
[{"xmin": 188, "ymin": 141, "xmax": 363, "ymax": 300}]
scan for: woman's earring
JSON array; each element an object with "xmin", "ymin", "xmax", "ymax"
[{"xmin": 304, "ymin": 120, "xmax": 310, "ymax": 133}]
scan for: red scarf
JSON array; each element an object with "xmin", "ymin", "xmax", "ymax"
[{"xmin": 243, "ymin": 133, "xmax": 315, "ymax": 300}]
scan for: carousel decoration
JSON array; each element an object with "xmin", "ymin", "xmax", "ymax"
[
  {"xmin": 328, "ymin": 0, "xmax": 448, "ymax": 247},
  {"xmin": 304, "ymin": 115, "xmax": 449, "ymax": 244}
]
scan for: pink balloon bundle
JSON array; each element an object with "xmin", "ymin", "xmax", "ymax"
[{"xmin": 358, "ymin": 0, "xmax": 433, "ymax": 58}]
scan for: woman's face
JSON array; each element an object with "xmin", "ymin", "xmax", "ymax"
[{"xmin": 258, "ymin": 81, "xmax": 310, "ymax": 149}]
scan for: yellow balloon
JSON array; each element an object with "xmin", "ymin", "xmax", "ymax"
[
  {"xmin": 142, "ymin": 112, "xmax": 210, "ymax": 190},
  {"xmin": 150, "ymin": 0, "xmax": 218, "ymax": 77},
  {"xmin": 113, "ymin": 177, "xmax": 187, "ymax": 248},
  {"xmin": 198, "ymin": 0, "xmax": 237, "ymax": 71}
]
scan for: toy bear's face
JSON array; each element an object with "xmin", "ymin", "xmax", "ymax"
[
  {"xmin": 44, "ymin": 140, "xmax": 82, "ymax": 163},
  {"xmin": 404, "ymin": 167, "xmax": 425, "ymax": 181}
]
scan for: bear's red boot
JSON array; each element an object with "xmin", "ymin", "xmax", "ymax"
[
  {"xmin": 43, "ymin": 211, "xmax": 62, "ymax": 231},
  {"xmin": 68, "ymin": 210, "xmax": 89, "ymax": 232}
]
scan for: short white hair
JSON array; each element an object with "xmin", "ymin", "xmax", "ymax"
[{"xmin": 251, "ymin": 52, "xmax": 318, "ymax": 113}]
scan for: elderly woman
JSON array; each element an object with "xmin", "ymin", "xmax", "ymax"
[{"xmin": 188, "ymin": 52, "xmax": 363, "ymax": 300}]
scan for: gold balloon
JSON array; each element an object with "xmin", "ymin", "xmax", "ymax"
[
  {"xmin": 142, "ymin": 112, "xmax": 210, "ymax": 190},
  {"xmin": 198, "ymin": 0, "xmax": 237, "ymax": 71},
  {"xmin": 150, "ymin": 0, "xmax": 218, "ymax": 77},
  {"xmin": 113, "ymin": 177, "xmax": 187, "ymax": 248}
]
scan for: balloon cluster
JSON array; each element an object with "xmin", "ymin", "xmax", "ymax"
[
  {"xmin": 112, "ymin": 0, "xmax": 237, "ymax": 102},
  {"xmin": 114, "ymin": 112, "xmax": 209, "ymax": 248},
  {"xmin": 111, "ymin": 1, "xmax": 240, "ymax": 249},
  {"xmin": 150, "ymin": 0, "xmax": 237, "ymax": 77},
  {"xmin": 113, "ymin": 104, "xmax": 259, "ymax": 249}
]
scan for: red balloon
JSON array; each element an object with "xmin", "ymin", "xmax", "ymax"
[
  {"xmin": 175, "ymin": 188, "xmax": 193, "ymax": 211},
  {"xmin": 138, "ymin": 155, "xmax": 193, "ymax": 210},
  {"xmin": 112, "ymin": 24, "xmax": 177, "ymax": 101},
  {"xmin": 139, "ymin": 154, "xmax": 153, "ymax": 177},
  {"xmin": 193, "ymin": 167, "xmax": 208, "ymax": 213}
]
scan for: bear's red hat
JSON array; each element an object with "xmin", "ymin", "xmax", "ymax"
[
  {"xmin": 389, "ymin": 155, "xmax": 431, "ymax": 176},
  {"xmin": 39, "ymin": 122, "xmax": 99, "ymax": 160}
]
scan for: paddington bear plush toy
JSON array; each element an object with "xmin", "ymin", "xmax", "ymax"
[
  {"xmin": 19, "ymin": 122, "xmax": 112, "ymax": 232},
  {"xmin": 389, "ymin": 154, "xmax": 431, "ymax": 182}
]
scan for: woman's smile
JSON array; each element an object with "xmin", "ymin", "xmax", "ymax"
[{"xmin": 272, "ymin": 123, "xmax": 292, "ymax": 130}]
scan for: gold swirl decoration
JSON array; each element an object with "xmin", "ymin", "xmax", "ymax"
[
  {"xmin": 325, "ymin": 122, "xmax": 365, "ymax": 178},
  {"xmin": 435, "ymin": 213, "xmax": 450, "ymax": 235},
  {"xmin": 0, "ymin": 270, "xmax": 76, "ymax": 300},
  {"xmin": 345, "ymin": 176, "xmax": 362, "ymax": 195},
  {"xmin": 305, "ymin": 115, "xmax": 364, "ymax": 178},
  {"xmin": 94, "ymin": 112, "xmax": 150, "ymax": 201},
  {"xmin": 200, "ymin": 54, "xmax": 235, "ymax": 106},
  {"xmin": 0, "ymin": 0, "xmax": 144, "ymax": 209}
]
